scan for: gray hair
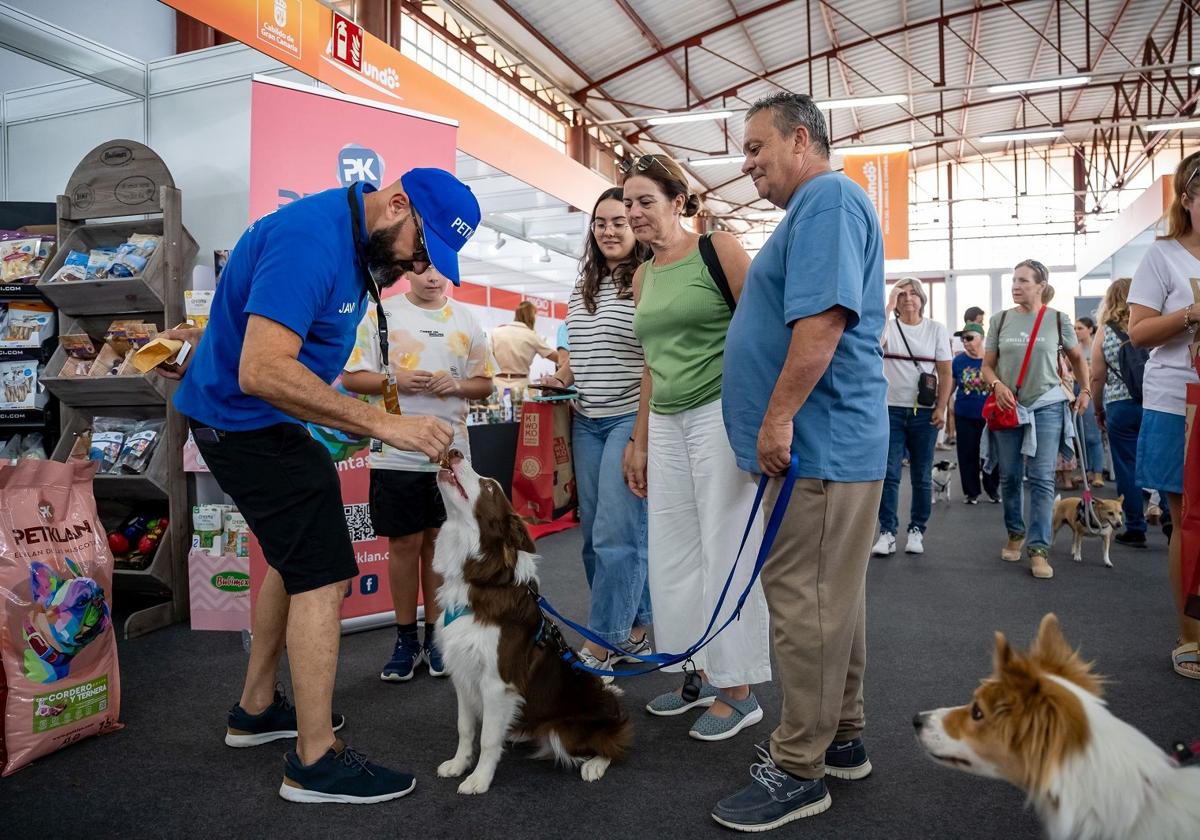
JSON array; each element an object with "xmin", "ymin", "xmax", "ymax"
[{"xmin": 745, "ymin": 92, "xmax": 830, "ymax": 158}]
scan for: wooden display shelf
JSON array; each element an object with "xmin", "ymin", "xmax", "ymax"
[
  {"xmin": 36, "ymin": 218, "xmax": 198, "ymax": 316},
  {"xmin": 41, "ymin": 315, "xmax": 170, "ymax": 405},
  {"xmin": 113, "ymin": 525, "xmax": 177, "ymax": 590}
]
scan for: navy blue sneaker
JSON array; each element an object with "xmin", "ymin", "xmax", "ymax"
[
  {"xmin": 225, "ymin": 685, "xmax": 345, "ymax": 747},
  {"xmin": 753, "ymin": 736, "xmax": 872, "ymax": 780},
  {"xmin": 424, "ymin": 639, "xmax": 446, "ymax": 677},
  {"xmin": 381, "ymin": 629, "xmax": 422, "ymax": 682},
  {"xmin": 279, "ymin": 741, "xmax": 416, "ymax": 804},
  {"xmin": 712, "ymin": 761, "xmax": 831, "ymax": 831}
]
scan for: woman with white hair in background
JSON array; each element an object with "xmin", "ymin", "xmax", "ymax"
[{"xmin": 872, "ymin": 277, "xmax": 953, "ymax": 556}]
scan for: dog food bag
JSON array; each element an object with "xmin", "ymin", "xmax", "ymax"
[{"xmin": 0, "ymin": 458, "xmax": 122, "ymax": 776}]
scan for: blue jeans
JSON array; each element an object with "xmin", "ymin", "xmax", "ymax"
[
  {"xmin": 1105, "ymin": 399, "xmax": 1145, "ymax": 533},
  {"xmin": 992, "ymin": 400, "xmax": 1065, "ymax": 550},
  {"xmin": 573, "ymin": 412, "xmax": 652, "ymax": 643},
  {"xmin": 1076, "ymin": 383, "xmax": 1105, "ymax": 474},
  {"xmin": 879, "ymin": 407, "xmax": 939, "ymax": 534}
]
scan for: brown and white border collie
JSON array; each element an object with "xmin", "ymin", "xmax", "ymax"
[
  {"xmin": 432, "ymin": 451, "xmax": 632, "ymax": 795},
  {"xmin": 915, "ymin": 613, "xmax": 1200, "ymax": 839}
]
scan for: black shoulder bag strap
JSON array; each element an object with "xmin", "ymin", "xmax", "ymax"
[
  {"xmin": 697, "ymin": 233, "xmax": 736, "ymax": 312},
  {"xmin": 893, "ymin": 318, "xmax": 925, "ymax": 370},
  {"xmin": 346, "ymin": 184, "xmax": 390, "ymax": 369}
]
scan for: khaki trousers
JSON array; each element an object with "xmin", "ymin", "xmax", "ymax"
[{"xmin": 761, "ymin": 477, "xmax": 883, "ymax": 779}]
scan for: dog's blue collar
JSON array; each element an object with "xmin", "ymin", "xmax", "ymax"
[{"xmin": 443, "ymin": 603, "xmax": 472, "ymax": 626}]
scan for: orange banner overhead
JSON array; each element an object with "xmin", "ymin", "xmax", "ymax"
[
  {"xmin": 841, "ymin": 151, "xmax": 909, "ymax": 260},
  {"xmin": 163, "ymin": 0, "xmax": 611, "ymax": 210}
]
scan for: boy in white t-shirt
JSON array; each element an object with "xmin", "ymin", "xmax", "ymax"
[{"xmin": 343, "ymin": 270, "xmax": 495, "ymax": 682}]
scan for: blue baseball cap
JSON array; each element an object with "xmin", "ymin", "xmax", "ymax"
[{"xmin": 400, "ymin": 167, "xmax": 480, "ymax": 286}]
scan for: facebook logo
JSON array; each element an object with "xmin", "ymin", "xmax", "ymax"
[
  {"xmin": 359, "ymin": 574, "xmax": 379, "ymax": 596},
  {"xmin": 337, "ymin": 144, "xmax": 384, "ymax": 189}
]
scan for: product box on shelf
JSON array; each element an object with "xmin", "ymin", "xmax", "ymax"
[{"xmin": 188, "ymin": 549, "xmax": 250, "ymax": 632}]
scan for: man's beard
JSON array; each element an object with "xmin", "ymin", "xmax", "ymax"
[{"xmin": 364, "ymin": 219, "xmax": 410, "ymax": 288}]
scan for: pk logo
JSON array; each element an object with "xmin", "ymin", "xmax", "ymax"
[
  {"xmin": 359, "ymin": 575, "xmax": 379, "ymax": 596},
  {"xmin": 337, "ymin": 144, "xmax": 384, "ymax": 189}
]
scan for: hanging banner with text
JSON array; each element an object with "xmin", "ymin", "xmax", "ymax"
[
  {"xmin": 246, "ymin": 77, "xmax": 456, "ymax": 627},
  {"xmin": 841, "ymin": 151, "xmax": 909, "ymax": 260}
]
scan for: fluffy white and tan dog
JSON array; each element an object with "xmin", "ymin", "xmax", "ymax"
[
  {"xmin": 914, "ymin": 614, "xmax": 1200, "ymax": 840},
  {"xmin": 432, "ymin": 451, "xmax": 631, "ymax": 795}
]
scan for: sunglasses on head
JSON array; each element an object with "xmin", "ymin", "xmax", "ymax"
[
  {"xmin": 618, "ymin": 155, "xmax": 672, "ymax": 177},
  {"xmin": 1185, "ymin": 155, "xmax": 1200, "ymax": 193}
]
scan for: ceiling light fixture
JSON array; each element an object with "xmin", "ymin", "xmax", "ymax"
[
  {"xmin": 832, "ymin": 142, "xmax": 914, "ymax": 155},
  {"xmin": 687, "ymin": 154, "xmax": 744, "ymax": 167},
  {"xmin": 491, "ymin": 233, "xmax": 507, "ymax": 252},
  {"xmin": 538, "ymin": 247, "xmax": 552, "ymax": 263},
  {"xmin": 986, "ymin": 75, "xmax": 1090, "ymax": 94},
  {"xmin": 977, "ymin": 128, "xmax": 1063, "ymax": 143},
  {"xmin": 816, "ymin": 94, "xmax": 908, "ymax": 110},
  {"xmin": 645, "ymin": 110, "xmax": 735, "ymax": 126},
  {"xmin": 1145, "ymin": 118, "xmax": 1200, "ymax": 132},
  {"xmin": 1190, "ymin": 66, "xmax": 1200, "ymax": 77}
]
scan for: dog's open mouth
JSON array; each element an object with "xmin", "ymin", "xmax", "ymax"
[{"xmin": 438, "ymin": 466, "xmax": 469, "ymax": 502}]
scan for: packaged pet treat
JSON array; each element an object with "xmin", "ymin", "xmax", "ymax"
[
  {"xmin": 192, "ymin": 505, "xmax": 223, "ymax": 556},
  {"xmin": 85, "ymin": 248, "xmax": 117, "ymax": 280},
  {"xmin": 0, "ymin": 302, "xmax": 53, "ymax": 345},
  {"xmin": 47, "ymin": 250, "xmax": 88, "ymax": 284},
  {"xmin": 0, "ymin": 458, "xmax": 122, "ymax": 776},
  {"xmin": 184, "ymin": 289, "xmax": 214, "ymax": 329},
  {"xmin": 59, "ymin": 334, "xmax": 97, "ymax": 377},
  {"xmin": 0, "ymin": 238, "xmax": 42, "ymax": 284},
  {"xmin": 107, "ymin": 235, "xmax": 156, "ymax": 279},
  {"xmin": 114, "ymin": 418, "xmax": 164, "ymax": 475},
  {"xmin": 224, "ymin": 511, "xmax": 250, "ymax": 559},
  {"xmin": 87, "ymin": 418, "xmax": 135, "ymax": 474},
  {"xmin": 0, "ymin": 362, "xmax": 37, "ymax": 409}
]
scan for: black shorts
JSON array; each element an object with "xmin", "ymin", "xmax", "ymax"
[
  {"xmin": 369, "ymin": 469, "xmax": 446, "ymax": 537},
  {"xmin": 191, "ymin": 420, "xmax": 358, "ymax": 596}
]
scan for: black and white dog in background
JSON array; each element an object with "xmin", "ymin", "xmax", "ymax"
[{"xmin": 932, "ymin": 460, "xmax": 957, "ymax": 504}]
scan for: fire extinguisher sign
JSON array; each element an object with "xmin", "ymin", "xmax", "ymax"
[{"xmin": 332, "ymin": 12, "xmax": 364, "ymax": 72}]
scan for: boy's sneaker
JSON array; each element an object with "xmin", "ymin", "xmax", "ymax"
[
  {"xmin": 226, "ymin": 685, "xmax": 345, "ymax": 748},
  {"xmin": 964, "ymin": 496, "xmax": 979, "ymax": 505},
  {"xmin": 381, "ymin": 630, "xmax": 422, "ymax": 682},
  {"xmin": 280, "ymin": 741, "xmax": 416, "ymax": 804},
  {"xmin": 611, "ymin": 633, "xmax": 654, "ymax": 665},
  {"xmin": 753, "ymin": 736, "xmax": 872, "ymax": 780},
  {"xmin": 424, "ymin": 640, "xmax": 447, "ymax": 677},
  {"xmin": 905, "ymin": 527, "xmax": 924, "ymax": 554},
  {"xmin": 711, "ymin": 761, "xmax": 831, "ymax": 831},
  {"xmin": 871, "ymin": 532, "xmax": 896, "ymax": 556}
]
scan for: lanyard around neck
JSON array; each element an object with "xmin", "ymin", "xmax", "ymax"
[{"xmin": 346, "ymin": 184, "xmax": 390, "ymax": 369}]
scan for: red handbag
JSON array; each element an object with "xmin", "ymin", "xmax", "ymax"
[{"xmin": 982, "ymin": 306, "xmax": 1048, "ymax": 431}]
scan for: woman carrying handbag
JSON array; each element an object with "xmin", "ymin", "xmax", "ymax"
[{"xmin": 981, "ymin": 260, "xmax": 1091, "ymax": 580}]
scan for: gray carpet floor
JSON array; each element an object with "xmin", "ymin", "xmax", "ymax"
[{"xmin": 1, "ymin": 476, "xmax": 1193, "ymax": 839}]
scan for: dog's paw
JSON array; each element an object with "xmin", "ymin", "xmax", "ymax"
[
  {"xmin": 580, "ymin": 756, "xmax": 610, "ymax": 782},
  {"xmin": 1104, "ymin": 558, "xmax": 1113, "ymax": 568},
  {"xmin": 438, "ymin": 757, "xmax": 472, "ymax": 778},
  {"xmin": 1072, "ymin": 554, "xmax": 1082, "ymax": 563},
  {"xmin": 457, "ymin": 772, "xmax": 492, "ymax": 795}
]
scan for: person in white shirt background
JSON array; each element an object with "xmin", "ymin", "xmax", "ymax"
[
  {"xmin": 1128, "ymin": 150, "xmax": 1200, "ymax": 681},
  {"xmin": 343, "ymin": 269, "xmax": 496, "ymax": 682},
  {"xmin": 873, "ymin": 277, "xmax": 953, "ymax": 556}
]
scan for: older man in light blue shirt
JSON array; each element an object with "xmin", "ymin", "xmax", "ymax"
[{"xmin": 714, "ymin": 92, "xmax": 888, "ymax": 832}]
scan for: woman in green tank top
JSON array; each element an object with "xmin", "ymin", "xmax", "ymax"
[{"xmin": 620, "ymin": 154, "xmax": 773, "ymax": 742}]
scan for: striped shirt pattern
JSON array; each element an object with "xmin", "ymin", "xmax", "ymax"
[{"xmin": 567, "ymin": 276, "xmax": 644, "ymax": 418}]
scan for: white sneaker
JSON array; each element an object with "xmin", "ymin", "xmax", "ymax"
[
  {"xmin": 905, "ymin": 528, "xmax": 925, "ymax": 554},
  {"xmin": 871, "ymin": 532, "xmax": 896, "ymax": 555},
  {"xmin": 576, "ymin": 648, "xmax": 615, "ymax": 684}
]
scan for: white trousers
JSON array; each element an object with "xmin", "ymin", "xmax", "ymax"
[{"xmin": 647, "ymin": 399, "xmax": 772, "ymax": 687}]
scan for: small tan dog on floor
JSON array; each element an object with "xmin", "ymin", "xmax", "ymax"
[{"xmin": 1051, "ymin": 495, "xmax": 1124, "ymax": 568}]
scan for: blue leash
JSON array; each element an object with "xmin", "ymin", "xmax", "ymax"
[{"xmin": 536, "ymin": 454, "xmax": 799, "ymax": 678}]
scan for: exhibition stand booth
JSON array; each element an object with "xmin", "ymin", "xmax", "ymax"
[{"xmin": 0, "ymin": 1, "xmax": 600, "ymax": 639}]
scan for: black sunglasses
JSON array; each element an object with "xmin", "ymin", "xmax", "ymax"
[
  {"xmin": 397, "ymin": 212, "xmax": 429, "ymax": 273},
  {"xmin": 1186, "ymin": 155, "xmax": 1200, "ymax": 193},
  {"xmin": 618, "ymin": 155, "xmax": 672, "ymax": 177}
]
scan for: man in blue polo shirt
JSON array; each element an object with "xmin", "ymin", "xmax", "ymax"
[
  {"xmin": 713, "ymin": 93, "xmax": 888, "ymax": 831},
  {"xmin": 167, "ymin": 168, "xmax": 479, "ymax": 805}
]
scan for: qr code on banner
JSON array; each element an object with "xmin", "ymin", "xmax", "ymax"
[{"xmin": 344, "ymin": 503, "xmax": 376, "ymax": 543}]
